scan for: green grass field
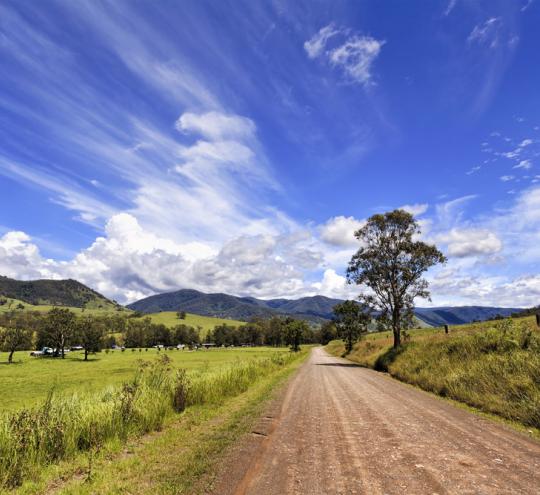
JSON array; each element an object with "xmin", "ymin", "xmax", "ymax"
[
  {"xmin": 0, "ymin": 347, "xmax": 288, "ymax": 413},
  {"xmin": 134, "ymin": 311, "xmax": 245, "ymax": 334}
]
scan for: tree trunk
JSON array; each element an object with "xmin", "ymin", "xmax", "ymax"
[
  {"xmin": 8, "ymin": 349, "xmax": 14, "ymax": 363},
  {"xmin": 392, "ymin": 308, "xmax": 401, "ymax": 348},
  {"xmin": 84, "ymin": 349, "xmax": 88, "ymax": 361},
  {"xmin": 61, "ymin": 346, "xmax": 65, "ymax": 359}
]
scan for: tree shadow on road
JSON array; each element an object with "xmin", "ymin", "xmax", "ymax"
[{"xmin": 315, "ymin": 362, "xmax": 364, "ymax": 368}]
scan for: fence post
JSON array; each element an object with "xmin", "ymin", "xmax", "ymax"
[
  {"xmin": 444, "ymin": 324, "xmax": 449, "ymax": 334},
  {"xmin": 536, "ymin": 314, "xmax": 540, "ymax": 328}
]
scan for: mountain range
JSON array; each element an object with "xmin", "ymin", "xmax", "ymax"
[
  {"xmin": 0, "ymin": 276, "xmax": 525, "ymax": 326},
  {"xmin": 127, "ymin": 288, "xmax": 522, "ymax": 326}
]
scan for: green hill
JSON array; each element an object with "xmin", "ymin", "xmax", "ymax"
[{"xmin": 0, "ymin": 276, "xmax": 119, "ymax": 310}]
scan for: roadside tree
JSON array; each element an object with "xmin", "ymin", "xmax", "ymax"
[
  {"xmin": 347, "ymin": 209, "xmax": 446, "ymax": 348},
  {"xmin": 332, "ymin": 301, "xmax": 369, "ymax": 353}
]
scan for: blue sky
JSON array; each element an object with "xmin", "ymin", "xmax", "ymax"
[{"xmin": 1, "ymin": 0, "xmax": 540, "ymax": 306}]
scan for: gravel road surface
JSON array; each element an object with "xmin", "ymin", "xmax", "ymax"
[{"xmin": 211, "ymin": 347, "xmax": 540, "ymax": 495}]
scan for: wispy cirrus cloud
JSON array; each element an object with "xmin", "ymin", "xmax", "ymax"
[{"xmin": 304, "ymin": 24, "xmax": 385, "ymax": 87}]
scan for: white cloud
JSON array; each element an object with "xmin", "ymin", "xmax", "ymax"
[
  {"xmin": 0, "ymin": 214, "xmax": 337, "ymax": 303},
  {"xmin": 500, "ymin": 175, "xmax": 514, "ymax": 181},
  {"xmin": 514, "ymin": 159, "xmax": 532, "ymax": 170},
  {"xmin": 328, "ymin": 36, "xmax": 385, "ymax": 86},
  {"xmin": 304, "ymin": 25, "xmax": 385, "ymax": 87},
  {"xmin": 176, "ymin": 112, "xmax": 256, "ymax": 141},
  {"xmin": 438, "ymin": 228, "xmax": 502, "ymax": 258},
  {"xmin": 311, "ymin": 269, "xmax": 356, "ymax": 299},
  {"xmin": 303, "ymin": 24, "xmax": 340, "ymax": 59},
  {"xmin": 399, "ymin": 203, "xmax": 428, "ymax": 216},
  {"xmin": 466, "ymin": 165, "xmax": 481, "ymax": 175},
  {"xmin": 467, "ymin": 17, "xmax": 502, "ymax": 48},
  {"xmin": 443, "ymin": 0, "xmax": 458, "ymax": 16},
  {"xmin": 319, "ymin": 216, "xmax": 364, "ymax": 247}
]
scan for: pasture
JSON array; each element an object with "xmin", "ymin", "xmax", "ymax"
[
  {"xmin": 133, "ymin": 311, "xmax": 245, "ymax": 335},
  {"xmin": 0, "ymin": 346, "xmax": 289, "ymax": 413}
]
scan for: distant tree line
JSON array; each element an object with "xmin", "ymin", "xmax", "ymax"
[{"xmin": 0, "ymin": 308, "xmax": 330, "ymax": 363}]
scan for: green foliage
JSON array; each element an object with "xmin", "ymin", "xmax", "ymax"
[
  {"xmin": 347, "ymin": 209, "xmax": 446, "ymax": 348},
  {"xmin": 284, "ymin": 319, "xmax": 309, "ymax": 352},
  {"xmin": 77, "ymin": 316, "xmax": 106, "ymax": 361},
  {"xmin": 318, "ymin": 321, "xmax": 337, "ymax": 345},
  {"xmin": 332, "ymin": 300, "xmax": 369, "ymax": 353},
  {"xmin": 36, "ymin": 308, "xmax": 77, "ymax": 358},
  {"xmin": 0, "ymin": 313, "xmax": 34, "ymax": 363},
  {"xmin": 0, "ymin": 351, "xmax": 303, "ymax": 489}
]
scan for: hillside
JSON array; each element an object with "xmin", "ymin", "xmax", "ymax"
[
  {"xmin": 128, "ymin": 289, "xmax": 339, "ymax": 322},
  {"xmin": 128, "ymin": 289, "xmax": 521, "ymax": 326},
  {"xmin": 414, "ymin": 306, "xmax": 520, "ymax": 326},
  {"xmin": 0, "ymin": 276, "xmax": 118, "ymax": 310}
]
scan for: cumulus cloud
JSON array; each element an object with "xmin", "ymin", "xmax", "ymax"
[
  {"xmin": 304, "ymin": 25, "xmax": 385, "ymax": 86},
  {"xmin": 437, "ymin": 228, "xmax": 502, "ymax": 258},
  {"xmin": 319, "ymin": 216, "xmax": 364, "ymax": 247},
  {"xmin": 0, "ymin": 213, "xmax": 334, "ymax": 303},
  {"xmin": 311, "ymin": 269, "xmax": 357, "ymax": 299}
]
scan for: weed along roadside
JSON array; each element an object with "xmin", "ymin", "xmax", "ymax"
[
  {"xmin": 0, "ymin": 348, "xmax": 308, "ymax": 492},
  {"xmin": 326, "ymin": 316, "xmax": 540, "ymax": 431}
]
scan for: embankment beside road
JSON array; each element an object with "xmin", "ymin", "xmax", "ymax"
[{"xmin": 326, "ymin": 316, "xmax": 540, "ymax": 430}]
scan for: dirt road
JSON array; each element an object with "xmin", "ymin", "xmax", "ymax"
[{"xmin": 211, "ymin": 347, "xmax": 540, "ymax": 495}]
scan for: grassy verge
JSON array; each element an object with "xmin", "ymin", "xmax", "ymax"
[
  {"xmin": 42, "ymin": 349, "xmax": 306, "ymax": 495},
  {"xmin": 326, "ymin": 317, "xmax": 540, "ymax": 429},
  {"xmin": 1, "ymin": 349, "xmax": 307, "ymax": 492}
]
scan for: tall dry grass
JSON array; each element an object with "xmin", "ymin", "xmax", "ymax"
[{"xmin": 0, "ymin": 352, "xmax": 299, "ymax": 489}]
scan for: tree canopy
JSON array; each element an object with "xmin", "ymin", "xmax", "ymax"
[
  {"xmin": 332, "ymin": 300, "xmax": 369, "ymax": 353},
  {"xmin": 347, "ymin": 209, "xmax": 446, "ymax": 348}
]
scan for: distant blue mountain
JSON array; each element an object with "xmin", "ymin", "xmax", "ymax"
[{"xmin": 128, "ymin": 289, "xmax": 521, "ymax": 326}]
